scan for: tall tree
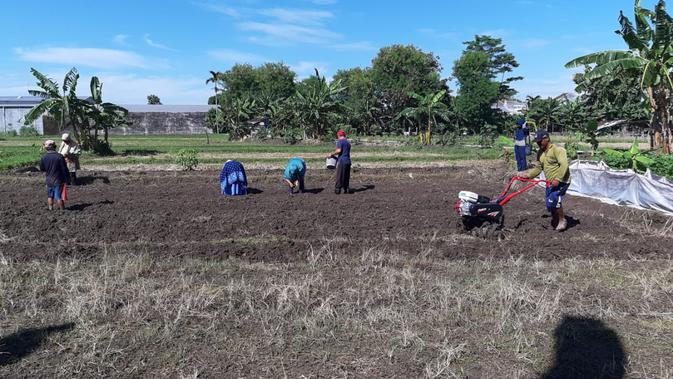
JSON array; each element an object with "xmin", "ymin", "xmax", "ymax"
[
  {"xmin": 572, "ymin": 67, "xmax": 647, "ymax": 123},
  {"xmin": 333, "ymin": 67, "xmax": 381, "ymax": 135},
  {"xmin": 206, "ymin": 70, "xmax": 222, "ymax": 106},
  {"xmin": 527, "ymin": 97, "xmax": 562, "ymax": 132},
  {"xmin": 370, "ymin": 45, "xmax": 446, "ymax": 133},
  {"xmin": 565, "ymin": 0, "xmax": 673, "ymax": 152},
  {"xmin": 464, "ymin": 35, "xmax": 523, "ymax": 98},
  {"xmin": 452, "ymin": 51, "xmax": 500, "ymax": 134},
  {"xmin": 147, "ymin": 94, "xmax": 162, "ymax": 105}
]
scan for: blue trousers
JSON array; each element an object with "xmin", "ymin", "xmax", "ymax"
[{"xmin": 515, "ymin": 145, "xmax": 528, "ymax": 171}]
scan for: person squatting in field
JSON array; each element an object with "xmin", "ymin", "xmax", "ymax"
[
  {"xmin": 283, "ymin": 157, "xmax": 306, "ymax": 194},
  {"xmin": 40, "ymin": 140, "xmax": 71, "ymax": 210},
  {"xmin": 58, "ymin": 133, "xmax": 81, "ymax": 185},
  {"xmin": 523, "ymin": 130, "xmax": 571, "ymax": 232},
  {"xmin": 220, "ymin": 160, "xmax": 248, "ymax": 196},
  {"xmin": 329, "ymin": 130, "xmax": 351, "ymax": 194},
  {"xmin": 514, "ymin": 119, "xmax": 530, "ymax": 173}
]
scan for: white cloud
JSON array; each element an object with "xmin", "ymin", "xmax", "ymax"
[
  {"xmin": 143, "ymin": 34, "xmax": 177, "ymax": 52},
  {"xmin": 521, "ymin": 38, "xmax": 550, "ymax": 48},
  {"xmin": 259, "ymin": 8, "xmax": 333, "ymax": 25},
  {"xmin": 240, "ymin": 22, "xmax": 340, "ymax": 45},
  {"xmin": 291, "ymin": 61, "xmax": 328, "ymax": 79},
  {"xmin": 331, "ymin": 41, "xmax": 376, "ymax": 51},
  {"xmin": 192, "ymin": 2, "xmax": 241, "ymax": 17},
  {"xmin": 14, "ymin": 47, "xmax": 152, "ymax": 69},
  {"xmin": 208, "ymin": 49, "xmax": 267, "ymax": 64},
  {"xmin": 113, "ymin": 34, "xmax": 130, "ymax": 46}
]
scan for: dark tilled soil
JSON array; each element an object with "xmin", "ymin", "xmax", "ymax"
[{"xmin": 1, "ymin": 166, "xmax": 670, "ymax": 262}]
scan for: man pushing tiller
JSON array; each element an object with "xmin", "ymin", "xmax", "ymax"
[
  {"xmin": 456, "ymin": 129, "xmax": 572, "ymax": 236},
  {"xmin": 522, "ymin": 130, "xmax": 571, "ymax": 232}
]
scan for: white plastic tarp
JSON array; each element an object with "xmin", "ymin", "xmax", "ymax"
[{"xmin": 564, "ymin": 160, "xmax": 673, "ymax": 216}]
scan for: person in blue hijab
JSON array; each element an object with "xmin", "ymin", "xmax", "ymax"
[
  {"xmin": 220, "ymin": 160, "xmax": 248, "ymax": 196},
  {"xmin": 283, "ymin": 157, "xmax": 306, "ymax": 194},
  {"xmin": 514, "ymin": 119, "xmax": 530, "ymax": 172}
]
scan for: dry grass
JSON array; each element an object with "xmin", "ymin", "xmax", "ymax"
[{"xmin": 1, "ymin": 241, "xmax": 672, "ymax": 377}]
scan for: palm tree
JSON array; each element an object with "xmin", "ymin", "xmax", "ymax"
[
  {"xmin": 24, "ymin": 67, "xmax": 81, "ymax": 138},
  {"xmin": 565, "ymin": 0, "xmax": 673, "ymax": 153},
  {"xmin": 206, "ymin": 71, "xmax": 221, "ymax": 106},
  {"xmin": 396, "ymin": 90, "xmax": 451, "ymax": 144}
]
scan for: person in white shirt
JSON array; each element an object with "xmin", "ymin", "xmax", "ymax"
[{"xmin": 58, "ymin": 133, "xmax": 81, "ymax": 185}]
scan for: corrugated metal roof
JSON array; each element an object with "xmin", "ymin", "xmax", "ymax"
[
  {"xmin": 0, "ymin": 96, "xmax": 44, "ymax": 105},
  {"xmin": 122, "ymin": 104, "xmax": 215, "ymax": 113}
]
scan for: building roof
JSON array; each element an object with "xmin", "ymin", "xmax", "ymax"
[
  {"xmin": 0, "ymin": 96, "xmax": 44, "ymax": 106},
  {"xmin": 121, "ymin": 104, "xmax": 215, "ymax": 113}
]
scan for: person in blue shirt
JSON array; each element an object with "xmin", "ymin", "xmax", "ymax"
[
  {"xmin": 220, "ymin": 160, "xmax": 248, "ymax": 196},
  {"xmin": 283, "ymin": 157, "xmax": 306, "ymax": 194},
  {"xmin": 514, "ymin": 119, "xmax": 530, "ymax": 172},
  {"xmin": 328, "ymin": 130, "xmax": 351, "ymax": 194},
  {"xmin": 39, "ymin": 140, "xmax": 70, "ymax": 210}
]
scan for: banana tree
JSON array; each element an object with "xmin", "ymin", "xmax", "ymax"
[
  {"xmin": 396, "ymin": 90, "xmax": 450, "ymax": 145},
  {"xmin": 565, "ymin": 0, "xmax": 673, "ymax": 153},
  {"xmin": 24, "ymin": 67, "xmax": 81, "ymax": 139},
  {"xmin": 88, "ymin": 77, "xmax": 129, "ymax": 146},
  {"xmin": 293, "ymin": 69, "xmax": 346, "ymax": 139}
]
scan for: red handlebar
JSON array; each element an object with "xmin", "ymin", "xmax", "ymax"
[{"xmin": 496, "ymin": 176, "xmax": 549, "ymax": 206}]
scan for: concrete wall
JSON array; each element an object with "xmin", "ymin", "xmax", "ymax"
[
  {"xmin": 0, "ymin": 107, "xmax": 44, "ymax": 134},
  {"xmin": 111, "ymin": 112, "xmax": 209, "ymax": 135}
]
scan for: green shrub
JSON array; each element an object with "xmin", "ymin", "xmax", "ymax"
[
  {"xmin": 19, "ymin": 126, "xmax": 39, "ymax": 136},
  {"xmin": 1, "ymin": 130, "xmax": 18, "ymax": 137},
  {"xmin": 650, "ymin": 154, "xmax": 673, "ymax": 180},
  {"xmin": 175, "ymin": 149, "xmax": 199, "ymax": 170},
  {"xmin": 565, "ymin": 142, "xmax": 580, "ymax": 160}
]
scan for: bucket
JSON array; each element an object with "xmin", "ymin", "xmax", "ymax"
[{"xmin": 326, "ymin": 157, "xmax": 337, "ymax": 169}]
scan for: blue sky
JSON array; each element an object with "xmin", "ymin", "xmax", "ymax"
[{"xmin": 0, "ymin": 0, "xmax": 641, "ymax": 104}]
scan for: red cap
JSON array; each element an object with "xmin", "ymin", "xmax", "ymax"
[{"xmin": 336, "ymin": 130, "xmax": 346, "ymax": 137}]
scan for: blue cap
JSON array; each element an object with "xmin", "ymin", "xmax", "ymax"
[
  {"xmin": 535, "ymin": 129, "xmax": 550, "ymax": 142},
  {"xmin": 516, "ymin": 119, "xmax": 526, "ymax": 126}
]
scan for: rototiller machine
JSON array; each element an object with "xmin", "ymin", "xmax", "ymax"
[{"xmin": 454, "ymin": 176, "xmax": 549, "ymax": 238}]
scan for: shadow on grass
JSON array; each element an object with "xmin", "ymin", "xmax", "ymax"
[
  {"xmin": 0, "ymin": 323, "xmax": 75, "ymax": 366},
  {"xmin": 303, "ymin": 188, "xmax": 324, "ymax": 194},
  {"xmin": 120, "ymin": 149, "xmax": 160, "ymax": 156},
  {"xmin": 247, "ymin": 188, "xmax": 264, "ymax": 195},
  {"xmin": 543, "ymin": 316, "xmax": 626, "ymax": 379}
]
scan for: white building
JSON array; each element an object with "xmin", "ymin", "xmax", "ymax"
[{"xmin": 0, "ymin": 96, "xmax": 45, "ymax": 134}]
